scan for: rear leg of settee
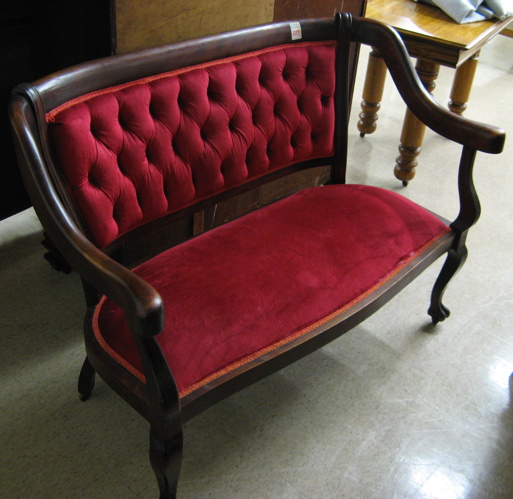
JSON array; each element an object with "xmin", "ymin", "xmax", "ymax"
[
  {"xmin": 78, "ymin": 356, "xmax": 96, "ymax": 401},
  {"xmin": 428, "ymin": 246, "xmax": 468, "ymax": 324},
  {"xmin": 150, "ymin": 425, "xmax": 183, "ymax": 499}
]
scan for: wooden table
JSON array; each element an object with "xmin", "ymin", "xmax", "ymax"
[{"xmin": 358, "ymin": 0, "xmax": 512, "ymax": 184}]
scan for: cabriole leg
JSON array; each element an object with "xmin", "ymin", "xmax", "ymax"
[
  {"xmin": 428, "ymin": 247, "xmax": 468, "ymax": 324},
  {"xmin": 78, "ymin": 356, "xmax": 96, "ymax": 401},
  {"xmin": 150, "ymin": 426, "xmax": 183, "ymax": 499}
]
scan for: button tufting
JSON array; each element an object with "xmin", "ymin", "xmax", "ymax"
[
  {"xmin": 177, "ymin": 95, "xmax": 186, "ymax": 110},
  {"xmin": 321, "ymin": 95, "xmax": 331, "ymax": 106},
  {"xmin": 47, "ymin": 42, "xmax": 336, "ymax": 248},
  {"xmin": 228, "ymin": 118, "xmax": 238, "ymax": 132},
  {"xmin": 145, "ymin": 146, "xmax": 152, "ymax": 164},
  {"xmin": 148, "ymin": 102, "xmax": 158, "ymax": 119},
  {"xmin": 206, "ymin": 86, "xmax": 217, "ymax": 101}
]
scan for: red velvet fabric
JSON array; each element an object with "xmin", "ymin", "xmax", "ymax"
[
  {"xmin": 46, "ymin": 42, "xmax": 336, "ymax": 248},
  {"xmin": 93, "ymin": 185, "xmax": 450, "ymax": 397}
]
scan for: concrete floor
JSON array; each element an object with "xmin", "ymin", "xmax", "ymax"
[{"xmin": 1, "ymin": 32, "xmax": 512, "ymax": 498}]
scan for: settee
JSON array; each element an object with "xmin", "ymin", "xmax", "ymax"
[{"xmin": 9, "ymin": 13, "xmax": 505, "ymax": 497}]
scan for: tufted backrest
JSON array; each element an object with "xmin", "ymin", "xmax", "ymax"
[{"xmin": 45, "ymin": 41, "xmax": 337, "ymax": 249}]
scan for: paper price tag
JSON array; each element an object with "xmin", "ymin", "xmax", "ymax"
[{"xmin": 290, "ymin": 22, "xmax": 302, "ymax": 40}]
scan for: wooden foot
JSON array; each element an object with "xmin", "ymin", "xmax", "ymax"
[
  {"xmin": 394, "ymin": 59, "xmax": 439, "ymax": 184},
  {"xmin": 150, "ymin": 426, "xmax": 183, "ymax": 499},
  {"xmin": 428, "ymin": 247, "xmax": 468, "ymax": 324},
  {"xmin": 78, "ymin": 357, "xmax": 96, "ymax": 401},
  {"xmin": 394, "ymin": 143, "xmax": 422, "ymax": 185},
  {"xmin": 448, "ymin": 52, "xmax": 480, "ymax": 115},
  {"xmin": 357, "ymin": 48, "xmax": 387, "ymax": 136},
  {"xmin": 41, "ymin": 233, "xmax": 72, "ymax": 274}
]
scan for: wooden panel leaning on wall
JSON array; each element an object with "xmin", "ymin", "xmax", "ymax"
[
  {"xmin": 113, "ymin": 0, "xmax": 275, "ymax": 54},
  {"xmin": 274, "ymin": 0, "xmax": 367, "ymax": 21},
  {"xmin": 113, "ymin": 0, "xmax": 367, "ymax": 54}
]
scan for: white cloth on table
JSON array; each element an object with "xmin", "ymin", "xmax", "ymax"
[{"xmin": 414, "ymin": 0, "xmax": 513, "ymax": 23}]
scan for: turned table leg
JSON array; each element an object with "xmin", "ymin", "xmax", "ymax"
[
  {"xmin": 357, "ymin": 48, "xmax": 388, "ymax": 136},
  {"xmin": 394, "ymin": 59, "xmax": 440, "ymax": 185},
  {"xmin": 448, "ymin": 52, "xmax": 480, "ymax": 115}
]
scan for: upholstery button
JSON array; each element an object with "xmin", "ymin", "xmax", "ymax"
[
  {"xmin": 321, "ymin": 95, "xmax": 331, "ymax": 106},
  {"xmin": 149, "ymin": 102, "xmax": 158, "ymax": 119},
  {"xmin": 177, "ymin": 95, "xmax": 186, "ymax": 109},
  {"xmin": 207, "ymin": 87, "xmax": 216, "ymax": 101}
]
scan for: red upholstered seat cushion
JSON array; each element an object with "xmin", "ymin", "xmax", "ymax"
[{"xmin": 93, "ymin": 185, "xmax": 450, "ymax": 397}]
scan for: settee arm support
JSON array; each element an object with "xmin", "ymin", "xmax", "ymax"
[
  {"xmin": 351, "ymin": 18, "xmax": 506, "ymax": 155},
  {"xmin": 451, "ymin": 146, "xmax": 481, "ymax": 236}
]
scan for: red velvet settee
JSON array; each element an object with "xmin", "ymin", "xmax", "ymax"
[{"xmin": 9, "ymin": 14, "xmax": 505, "ymax": 498}]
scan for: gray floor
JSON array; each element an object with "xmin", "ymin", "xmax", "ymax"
[{"xmin": 1, "ymin": 35, "xmax": 512, "ymax": 499}]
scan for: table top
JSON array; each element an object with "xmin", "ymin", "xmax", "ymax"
[{"xmin": 366, "ymin": 0, "xmax": 513, "ymax": 66}]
